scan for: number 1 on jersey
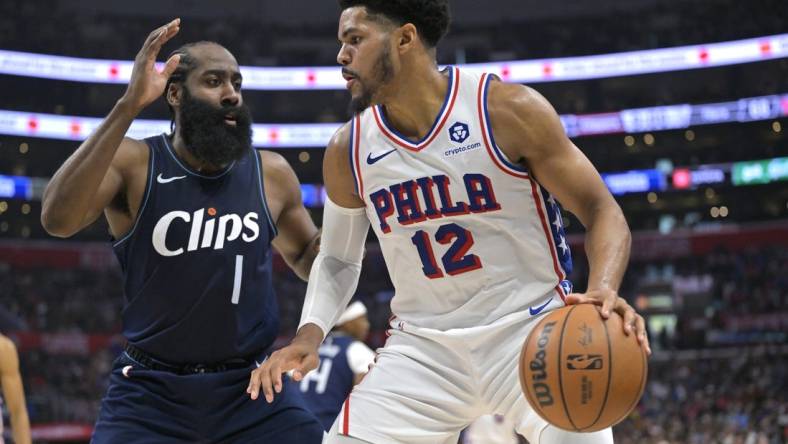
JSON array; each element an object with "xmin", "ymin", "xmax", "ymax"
[
  {"xmin": 411, "ymin": 223, "xmax": 482, "ymax": 279},
  {"xmin": 231, "ymin": 254, "xmax": 243, "ymax": 304}
]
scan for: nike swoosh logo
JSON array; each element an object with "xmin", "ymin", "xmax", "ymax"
[
  {"xmin": 529, "ymin": 297, "xmax": 553, "ymax": 316},
  {"xmin": 157, "ymin": 173, "xmax": 187, "ymax": 184},
  {"xmin": 366, "ymin": 149, "xmax": 396, "ymax": 165}
]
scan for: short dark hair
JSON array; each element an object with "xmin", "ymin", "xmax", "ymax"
[
  {"xmin": 163, "ymin": 41, "xmax": 222, "ymax": 132},
  {"xmin": 338, "ymin": 0, "xmax": 450, "ymax": 48}
]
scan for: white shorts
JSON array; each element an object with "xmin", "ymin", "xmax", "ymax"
[{"xmin": 328, "ymin": 304, "xmax": 614, "ymax": 444}]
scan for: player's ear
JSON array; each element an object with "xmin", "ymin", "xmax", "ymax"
[
  {"xmin": 167, "ymin": 83, "xmax": 181, "ymax": 107},
  {"xmin": 397, "ymin": 23, "xmax": 418, "ymax": 54}
]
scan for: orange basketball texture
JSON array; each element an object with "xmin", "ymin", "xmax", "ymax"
[{"xmin": 518, "ymin": 304, "xmax": 648, "ymax": 433}]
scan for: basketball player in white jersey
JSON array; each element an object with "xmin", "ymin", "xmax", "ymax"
[
  {"xmin": 249, "ymin": 1, "xmax": 651, "ymax": 442},
  {"xmin": 0, "ymin": 334, "xmax": 31, "ymax": 444}
]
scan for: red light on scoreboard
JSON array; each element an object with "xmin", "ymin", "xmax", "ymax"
[{"xmin": 672, "ymin": 168, "xmax": 691, "ymax": 189}]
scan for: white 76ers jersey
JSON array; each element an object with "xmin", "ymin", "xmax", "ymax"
[{"xmin": 350, "ymin": 67, "xmax": 572, "ymax": 330}]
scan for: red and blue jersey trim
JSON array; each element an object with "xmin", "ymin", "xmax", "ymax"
[
  {"xmin": 538, "ymin": 186, "xmax": 573, "ymax": 276},
  {"xmin": 348, "ymin": 115, "xmax": 364, "ymax": 200},
  {"xmin": 529, "ymin": 177, "xmax": 571, "ymax": 302},
  {"xmin": 372, "ymin": 66, "xmax": 460, "ymax": 152},
  {"xmin": 477, "ymin": 73, "xmax": 530, "ymax": 179}
]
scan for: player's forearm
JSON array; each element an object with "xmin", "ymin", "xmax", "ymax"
[
  {"xmin": 298, "ymin": 253, "xmax": 363, "ymax": 337},
  {"xmin": 583, "ymin": 201, "xmax": 631, "ymax": 292},
  {"xmin": 41, "ymin": 99, "xmax": 138, "ymax": 236},
  {"xmin": 293, "ymin": 323, "xmax": 325, "ymax": 349},
  {"xmin": 10, "ymin": 406, "xmax": 31, "ymax": 444},
  {"xmin": 297, "ymin": 198, "xmax": 368, "ymax": 335},
  {"xmin": 290, "ymin": 232, "xmax": 321, "ymax": 281}
]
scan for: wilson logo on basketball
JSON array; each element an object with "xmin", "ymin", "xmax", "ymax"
[
  {"xmin": 566, "ymin": 354, "xmax": 604, "ymax": 370},
  {"xmin": 529, "ymin": 321, "xmax": 556, "ymax": 407},
  {"xmin": 152, "ymin": 208, "xmax": 260, "ymax": 257}
]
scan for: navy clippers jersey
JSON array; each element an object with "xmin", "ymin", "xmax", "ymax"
[
  {"xmin": 298, "ymin": 333, "xmax": 356, "ymax": 430},
  {"xmin": 113, "ymin": 134, "xmax": 279, "ymax": 364}
]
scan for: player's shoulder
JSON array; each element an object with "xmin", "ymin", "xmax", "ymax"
[
  {"xmin": 0, "ymin": 335, "xmax": 16, "ymax": 357},
  {"xmin": 114, "ymin": 137, "xmax": 151, "ymax": 170},
  {"xmin": 345, "ymin": 339, "xmax": 375, "ymax": 370},
  {"xmin": 322, "ymin": 120, "xmax": 364, "ymax": 206},
  {"xmin": 258, "ymin": 149, "xmax": 288, "ymax": 172},
  {"xmin": 118, "ymin": 136, "xmax": 150, "ymax": 156},
  {"xmin": 485, "ymin": 78, "xmax": 563, "ymax": 149},
  {"xmin": 326, "ymin": 120, "xmax": 354, "ymax": 155},
  {"xmin": 323, "ymin": 120, "xmax": 355, "ymax": 172},
  {"xmin": 257, "ymin": 150, "xmax": 300, "ymax": 187},
  {"xmin": 486, "ymin": 79, "xmax": 552, "ymax": 120},
  {"xmin": 0, "ymin": 335, "xmax": 19, "ymax": 372}
]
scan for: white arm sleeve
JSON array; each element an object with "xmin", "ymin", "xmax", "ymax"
[{"xmin": 298, "ymin": 197, "xmax": 370, "ymax": 338}]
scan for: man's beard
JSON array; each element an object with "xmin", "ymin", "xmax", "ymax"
[
  {"xmin": 178, "ymin": 87, "xmax": 253, "ymax": 167},
  {"xmin": 348, "ymin": 45, "xmax": 394, "ymax": 115}
]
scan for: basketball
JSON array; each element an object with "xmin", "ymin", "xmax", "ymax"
[{"xmin": 519, "ymin": 304, "xmax": 648, "ymax": 433}]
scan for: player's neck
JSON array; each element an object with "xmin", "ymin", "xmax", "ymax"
[
  {"xmin": 379, "ymin": 64, "xmax": 449, "ymax": 142},
  {"xmin": 170, "ymin": 131, "xmax": 228, "ymax": 174}
]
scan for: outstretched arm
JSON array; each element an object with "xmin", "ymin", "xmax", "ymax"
[
  {"xmin": 297, "ymin": 121, "xmax": 367, "ymax": 336},
  {"xmin": 0, "ymin": 337, "xmax": 31, "ymax": 444},
  {"xmin": 487, "ymin": 80, "xmax": 649, "ymax": 354},
  {"xmin": 248, "ymin": 122, "xmax": 370, "ymax": 402},
  {"xmin": 41, "ymin": 19, "xmax": 181, "ymax": 237}
]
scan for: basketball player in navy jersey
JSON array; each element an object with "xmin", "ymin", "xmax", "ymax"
[
  {"xmin": 41, "ymin": 19, "xmax": 323, "ymax": 443},
  {"xmin": 299, "ymin": 301, "xmax": 375, "ymax": 430},
  {"xmin": 253, "ymin": 1, "xmax": 652, "ymax": 443}
]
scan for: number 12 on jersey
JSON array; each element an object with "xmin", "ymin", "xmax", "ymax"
[{"xmin": 410, "ymin": 222, "xmax": 482, "ymax": 279}]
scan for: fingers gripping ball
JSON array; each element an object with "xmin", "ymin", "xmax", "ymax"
[{"xmin": 519, "ymin": 304, "xmax": 648, "ymax": 432}]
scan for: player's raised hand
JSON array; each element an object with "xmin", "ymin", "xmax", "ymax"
[
  {"xmin": 120, "ymin": 18, "xmax": 182, "ymax": 113},
  {"xmin": 566, "ymin": 289, "xmax": 651, "ymax": 355},
  {"xmin": 247, "ymin": 324, "xmax": 323, "ymax": 403}
]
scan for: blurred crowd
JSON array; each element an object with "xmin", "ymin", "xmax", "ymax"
[
  {"xmin": 20, "ymin": 351, "xmax": 112, "ymax": 424},
  {"xmin": 0, "ymin": 264, "xmax": 122, "ymax": 333},
  {"xmin": 627, "ymin": 246, "xmax": 787, "ymax": 350},
  {"xmin": 642, "ymin": 246, "xmax": 787, "ymax": 316},
  {"xmin": 2, "ymin": 0, "xmax": 787, "ymax": 64},
  {"xmin": 615, "ymin": 348, "xmax": 788, "ymax": 444}
]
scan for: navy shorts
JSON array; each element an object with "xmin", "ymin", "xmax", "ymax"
[{"xmin": 91, "ymin": 352, "xmax": 324, "ymax": 443}]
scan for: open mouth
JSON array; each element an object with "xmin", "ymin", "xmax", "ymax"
[{"xmin": 224, "ymin": 115, "xmax": 237, "ymax": 126}]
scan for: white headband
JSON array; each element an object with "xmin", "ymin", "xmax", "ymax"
[{"xmin": 336, "ymin": 301, "xmax": 367, "ymax": 326}]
